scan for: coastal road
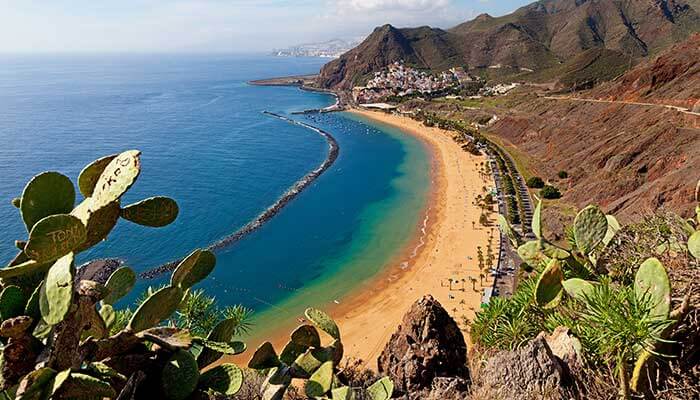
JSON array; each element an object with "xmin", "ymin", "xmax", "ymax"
[{"xmin": 543, "ymin": 95, "xmax": 700, "ymax": 117}]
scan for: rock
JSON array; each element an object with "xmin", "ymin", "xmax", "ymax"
[
  {"xmin": 537, "ymin": 326, "xmax": 583, "ymax": 370},
  {"xmin": 423, "ymin": 377, "xmax": 470, "ymax": 400},
  {"xmin": 475, "ymin": 336, "xmax": 570, "ymax": 400},
  {"xmin": 377, "ymin": 295, "xmax": 469, "ymax": 396}
]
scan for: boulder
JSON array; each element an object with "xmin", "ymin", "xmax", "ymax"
[
  {"xmin": 377, "ymin": 295, "xmax": 469, "ymax": 397},
  {"xmin": 475, "ymin": 336, "xmax": 570, "ymax": 400},
  {"xmin": 537, "ymin": 326, "xmax": 583, "ymax": 370}
]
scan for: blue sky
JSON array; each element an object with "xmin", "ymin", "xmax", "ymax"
[{"xmin": 0, "ymin": 0, "xmax": 534, "ymax": 53}]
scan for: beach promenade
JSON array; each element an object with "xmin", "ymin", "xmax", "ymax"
[{"xmin": 332, "ymin": 109, "xmax": 497, "ymax": 365}]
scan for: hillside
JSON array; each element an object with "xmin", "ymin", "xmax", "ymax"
[
  {"xmin": 486, "ymin": 34, "xmax": 700, "ymax": 223},
  {"xmin": 317, "ymin": 0, "xmax": 700, "ymax": 89}
]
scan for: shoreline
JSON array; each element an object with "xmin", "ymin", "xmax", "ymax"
[{"xmin": 230, "ymin": 109, "xmax": 496, "ymax": 368}]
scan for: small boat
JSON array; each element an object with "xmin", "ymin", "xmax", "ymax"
[{"xmin": 333, "ymin": 300, "xmax": 340, "ymax": 304}]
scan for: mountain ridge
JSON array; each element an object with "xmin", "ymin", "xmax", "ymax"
[{"xmin": 317, "ymin": 0, "xmax": 700, "ymax": 89}]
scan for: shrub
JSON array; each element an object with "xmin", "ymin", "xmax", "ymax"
[
  {"xmin": 558, "ymin": 170, "xmax": 569, "ymax": 179},
  {"xmin": 526, "ymin": 176, "xmax": 545, "ymax": 188},
  {"xmin": 540, "ymin": 184, "xmax": 562, "ymax": 199}
]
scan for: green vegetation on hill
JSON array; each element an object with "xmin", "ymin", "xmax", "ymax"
[{"xmin": 473, "ymin": 193, "xmax": 700, "ymax": 399}]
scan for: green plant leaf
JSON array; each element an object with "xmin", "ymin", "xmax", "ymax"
[
  {"xmin": 366, "ymin": 377, "xmax": 394, "ymax": 400},
  {"xmin": 128, "ymin": 285, "xmax": 183, "ymax": 333},
  {"xmin": 0, "ymin": 286, "xmax": 27, "ymax": 321},
  {"xmin": 198, "ymin": 363, "xmax": 243, "ymax": 396},
  {"xmin": 602, "ymin": 215, "xmax": 621, "ymax": 247},
  {"xmin": 305, "ymin": 308, "xmax": 340, "ymax": 340},
  {"xmin": 102, "ymin": 266, "xmax": 136, "ymax": 305},
  {"xmin": 171, "ymin": 249, "xmax": 216, "ymax": 290},
  {"xmin": 534, "ymin": 259, "xmax": 564, "ymax": 308},
  {"xmin": 91, "ymin": 150, "xmax": 141, "ymax": 209},
  {"xmin": 121, "ymin": 196, "xmax": 179, "ymax": 227},
  {"xmin": 634, "ymin": 258, "xmax": 671, "ymax": 319},
  {"xmin": 39, "ymin": 253, "xmax": 75, "ymax": 325},
  {"xmin": 573, "ymin": 205, "xmax": 608, "ymax": 253},
  {"xmin": 688, "ymin": 231, "xmax": 700, "ymax": 260},
  {"xmin": 161, "ymin": 350, "xmax": 199, "ymax": 400},
  {"xmin": 20, "ymin": 172, "xmax": 75, "ymax": 232},
  {"xmin": 305, "ymin": 361, "xmax": 333, "ymax": 397},
  {"xmin": 24, "ymin": 214, "xmax": 86, "ymax": 263},
  {"xmin": 532, "ymin": 198, "xmax": 542, "ymax": 239}
]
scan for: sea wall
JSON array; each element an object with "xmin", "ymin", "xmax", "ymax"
[{"xmin": 140, "ymin": 112, "xmax": 339, "ymax": 279}]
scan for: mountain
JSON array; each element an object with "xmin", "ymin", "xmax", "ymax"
[
  {"xmin": 272, "ymin": 38, "xmax": 361, "ymax": 58},
  {"xmin": 317, "ymin": 0, "xmax": 700, "ymax": 89},
  {"xmin": 486, "ymin": 33, "xmax": 700, "ymax": 224}
]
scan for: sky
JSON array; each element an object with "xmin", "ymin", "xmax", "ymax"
[{"xmin": 0, "ymin": 0, "xmax": 534, "ymax": 53}]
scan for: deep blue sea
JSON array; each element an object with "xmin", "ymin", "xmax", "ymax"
[{"xmin": 0, "ymin": 54, "xmax": 429, "ymax": 335}]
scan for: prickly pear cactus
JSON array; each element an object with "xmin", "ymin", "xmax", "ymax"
[
  {"xmin": 128, "ymin": 285, "xmax": 184, "ymax": 332},
  {"xmin": 197, "ymin": 363, "xmax": 243, "ymax": 396},
  {"xmin": 20, "ymin": 172, "xmax": 75, "ymax": 231},
  {"xmin": 0, "ymin": 286, "xmax": 27, "ymax": 321},
  {"xmin": 532, "ymin": 198, "xmax": 543, "ymax": 239},
  {"xmin": 102, "ymin": 266, "xmax": 136, "ymax": 305},
  {"xmin": 248, "ymin": 342, "xmax": 281, "ymax": 370},
  {"xmin": 689, "ymin": 231, "xmax": 700, "ymax": 260},
  {"xmin": 120, "ymin": 196, "xmax": 179, "ymax": 227},
  {"xmin": 73, "ymin": 200, "xmax": 121, "ymax": 251},
  {"xmin": 161, "ymin": 350, "xmax": 200, "ymax": 400},
  {"xmin": 24, "ymin": 214, "xmax": 86, "ymax": 263},
  {"xmin": 573, "ymin": 205, "xmax": 608, "ymax": 254},
  {"xmin": 305, "ymin": 308, "xmax": 341, "ymax": 340},
  {"xmin": 634, "ymin": 258, "xmax": 671, "ymax": 318},
  {"xmin": 39, "ymin": 253, "xmax": 75, "ymax": 325},
  {"xmin": 366, "ymin": 377, "xmax": 394, "ymax": 400},
  {"xmin": 91, "ymin": 150, "xmax": 141, "ymax": 209},
  {"xmin": 305, "ymin": 360, "xmax": 333, "ymax": 397},
  {"xmin": 534, "ymin": 259, "xmax": 564, "ymax": 308},
  {"xmin": 171, "ymin": 249, "xmax": 216, "ymax": 290},
  {"xmin": 77, "ymin": 154, "xmax": 117, "ymax": 198},
  {"xmin": 562, "ymin": 278, "xmax": 595, "ymax": 301}
]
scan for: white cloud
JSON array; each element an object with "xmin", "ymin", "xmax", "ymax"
[{"xmin": 336, "ymin": 0, "xmax": 451, "ymax": 12}]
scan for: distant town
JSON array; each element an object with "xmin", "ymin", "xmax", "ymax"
[
  {"xmin": 272, "ymin": 38, "xmax": 361, "ymax": 58},
  {"xmin": 352, "ymin": 60, "xmax": 520, "ymax": 104}
]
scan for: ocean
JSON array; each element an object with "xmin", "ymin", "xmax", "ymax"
[{"xmin": 0, "ymin": 54, "xmax": 430, "ymax": 336}]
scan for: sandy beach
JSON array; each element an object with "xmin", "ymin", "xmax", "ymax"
[
  {"xmin": 229, "ymin": 109, "xmax": 497, "ymax": 369},
  {"xmin": 333, "ymin": 109, "xmax": 497, "ymax": 365}
]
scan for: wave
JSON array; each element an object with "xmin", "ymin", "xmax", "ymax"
[{"xmin": 140, "ymin": 111, "xmax": 340, "ymax": 280}]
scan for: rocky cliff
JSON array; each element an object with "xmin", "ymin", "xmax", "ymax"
[{"xmin": 317, "ymin": 0, "xmax": 700, "ymax": 89}]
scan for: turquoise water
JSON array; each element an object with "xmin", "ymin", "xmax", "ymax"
[{"xmin": 0, "ymin": 54, "xmax": 430, "ymax": 333}]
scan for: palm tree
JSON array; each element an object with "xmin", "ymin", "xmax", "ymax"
[
  {"xmin": 470, "ymin": 277, "xmax": 478, "ymax": 291},
  {"xmin": 448, "ymin": 278, "xmax": 453, "ymax": 291},
  {"xmin": 479, "ymin": 273, "xmax": 485, "ymax": 286}
]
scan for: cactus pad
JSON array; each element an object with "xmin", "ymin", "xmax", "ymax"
[
  {"xmin": 102, "ymin": 266, "xmax": 136, "ymax": 305},
  {"xmin": 24, "ymin": 214, "xmax": 86, "ymax": 262},
  {"xmin": 541, "ymin": 241, "xmax": 570, "ymax": 260},
  {"xmin": 161, "ymin": 350, "xmax": 200, "ymax": 400},
  {"xmin": 634, "ymin": 258, "xmax": 671, "ymax": 318},
  {"xmin": 291, "ymin": 348, "xmax": 324, "ymax": 378},
  {"xmin": 517, "ymin": 240, "xmax": 548, "ymax": 267},
  {"xmin": 562, "ymin": 278, "xmax": 595, "ymax": 301},
  {"xmin": 305, "ymin": 308, "xmax": 340, "ymax": 340},
  {"xmin": 332, "ymin": 387, "xmax": 354, "ymax": 400},
  {"xmin": 534, "ymin": 259, "xmax": 564, "ymax": 308},
  {"xmin": 0, "ymin": 259, "xmax": 52, "ymax": 280},
  {"xmin": 54, "ymin": 372, "xmax": 116, "ymax": 399},
  {"xmin": 24, "ymin": 283, "xmax": 42, "ymax": 321},
  {"xmin": 20, "ymin": 171, "xmax": 75, "ymax": 232},
  {"xmin": 602, "ymin": 215, "xmax": 621, "ymax": 247},
  {"xmin": 99, "ymin": 304, "xmax": 115, "ymax": 329},
  {"xmin": 198, "ymin": 363, "xmax": 243, "ymax": 396},
  {"xmin": 91, "ymin": 150, "xmax": 141, "ymax": 209},
  {"xmin": 532, "ymin": 199, "xmax": 542, "ymax": 239},
  {"xmin": 366, "ymin": 377, "xmax": 394, "ymax": 400},
  {"xmin": 573, "ymin": 205, "xmax": 608, "ymax": 253},
  {"xmin": 77, "ymin": 154, "xmax": 117, "ymax": 198},
  {"xmin": 0, "ymin": 286, "xmax": 27, "ymax": 321},
  {"xmin": 128, "ymin": 285, "xmax": 184, "ymax": 332},
  {"xmin": 12, "ymin": 197, "xmax": 21, "ymax": 208},
  {"xmin": 15, "ymin": 367, "xmax": 56, "ymax": 399},
  {"xmin": 171, "ymin": 249, "xmax": 216, "ymax": 289},
  {"xmin": 280, "ymin": 325, "xmax": 321, "ymax": 365},
  {"xmin": 197, "ymin": 317, "xmax": 240, "ymax": 368},
  {"xmin": 497, "ymin": 214, "xmax": 520, "ymax": 247},
  {"xmin": 689, "ymin": 231, "xmax": 700, "ymax": 260},
  {"xmin": 73, "ymin": 200, "xmax": 121, "ymax": 251},
  {"xmin": 248, "ymin": 341, "xmax": 280, "ymax": 370},
  {"xmin": 137, "ymin": 327, "xmax": 193, "ymax": 350},
  {"xmin": 121, "ymin": 196, "xmax": 179, "ymax": 227},
  {"xmin": 39, "ymin": 253, "xmax": 75, "ymax": 325},
  {"xmin": 261, "ymin": 367, "xmax": 292, "ymax": 400},
  {"xmin": 305, "ymin": 361, "xmax": 333, "ymax": 397},
  {"xmin": 196, "ymin": 338, "xmax": 246, "ymax": 355}
]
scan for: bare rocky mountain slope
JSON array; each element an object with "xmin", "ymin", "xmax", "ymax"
[
  {"xmin": 317, "ymin": 0, "xmax": 700, "ymax": 90},
  {"xmin": 486, "ymin": 34, "xmax": 700, "ymax": 223}
]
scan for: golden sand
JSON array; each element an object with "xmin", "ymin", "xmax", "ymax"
[{"xmin": 332, "ymin": 109, "xmax": 497, "ymax": 367}]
